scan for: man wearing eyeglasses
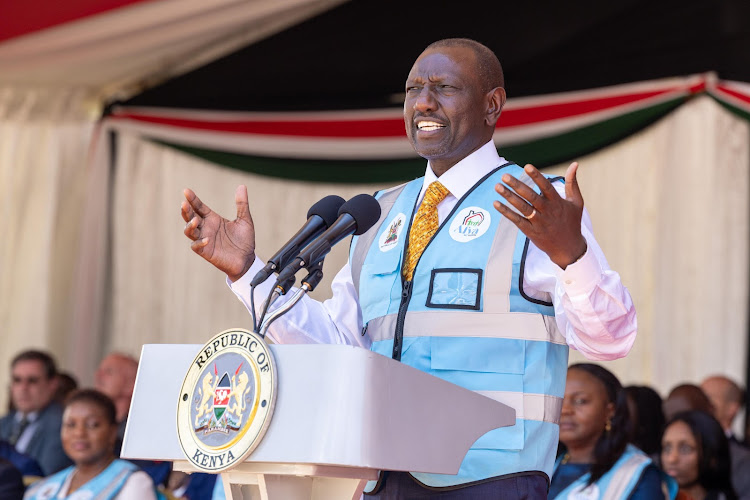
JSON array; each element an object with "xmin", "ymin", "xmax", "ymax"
[{"xmin": 0, "ymin": 350, "xmax": 72, "ymax": 475}]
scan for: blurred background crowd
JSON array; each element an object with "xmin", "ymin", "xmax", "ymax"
[
  {"xmin": 0, "ymin": 349, "xmax": 216, "ymax": 500},
  {"xmin": 0, "ymin": 347, "xmax": 746, "ymax": 499}
]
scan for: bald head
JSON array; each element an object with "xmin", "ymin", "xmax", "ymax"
[
  {"xmin": 663, "ymin": 383, "xmax": 713, "ymax": 421},
  {"xmin": 701, "ymin": 375, "xmax": 745, "ymax": 431},
  {"xmin": 95, "ymin": 353, "xmax": 138, "ymax": 422}
]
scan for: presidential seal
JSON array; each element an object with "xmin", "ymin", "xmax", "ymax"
[{"xmin": 177, "ymin": 328, "xmax": 276, "ymax": 472}]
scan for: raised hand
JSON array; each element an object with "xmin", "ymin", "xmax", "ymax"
[
  {"xmin": 182, "ymin": 185, "xmax": 256, "ymax": 282},
  {"xmin": 493, "ymin": 162, "xmax": 587, "ymax": 269}
]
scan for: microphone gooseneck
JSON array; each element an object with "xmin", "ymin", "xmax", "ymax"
[
  {"xmin": 275, "ymin": 194, "xmax": 381, "ymax": 285},
  {"xmin": 250, "ymin": 195, "xmax": 345, "ymax": 287}
]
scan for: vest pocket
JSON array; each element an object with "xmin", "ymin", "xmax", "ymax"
[
  {"xmin": 429, "ymin": 337, "xmax": 525, "ymax": 450},
  {"xmin": 426, "ymin": 268, "xmax": 482, "ymax": 310},
  {"xmin": 360, "ymin": 249, "xmax": 402, "ymax": 321},
  {"xmin": 429, "ymin": 337, "xmax": 525, "ymax": 374}
]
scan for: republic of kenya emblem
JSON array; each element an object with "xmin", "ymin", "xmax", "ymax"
[{"xmin": 176, "ymin": 328, "xmax": 277, "ymax": 472}]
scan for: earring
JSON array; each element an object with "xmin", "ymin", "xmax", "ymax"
[{"xmin": 605, "ymin": 419, "xmax": 612, "ymax": 433}]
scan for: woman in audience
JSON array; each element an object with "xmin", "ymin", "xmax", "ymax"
[
  {"xmin": 626, "ymin": 385, "xmax": 666, "ymax": 457},
  {"xmin": 24, "ymin": 390, "xmax": 158, "ymax": 500},
  {"xmin": 661, "ymin": 410, "xmax": 736, "ymax": 500},
  {"xmin": 550, "ymin": 363, "xmax": 675, "ymax": 499}
]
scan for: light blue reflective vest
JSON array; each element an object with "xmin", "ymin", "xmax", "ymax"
[
  {"xmin": 350, "ymin": 163, "xmax": 569, "ymax": 487},
  {"xmin": 24, "ymin": 459, "xmax": 144, "ymax": 500},
  {"xmin": 551, "ymin": 444, "xmax": 678, "ymax": 499}
]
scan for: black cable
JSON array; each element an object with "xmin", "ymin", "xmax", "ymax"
[{"xmin": 249, "ymin": 285, "xmax": 258, "ymax": 332}]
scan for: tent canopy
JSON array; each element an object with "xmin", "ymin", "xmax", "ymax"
[{"xmin": 124, "ymin": 0, "xmax": 750, "ymax": 112}]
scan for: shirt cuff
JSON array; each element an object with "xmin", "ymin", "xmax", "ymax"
[
  {"xmin": 557, "ymin": 245, "xmax": 602, "ymax": 297},
  {"xmin": 227, "ymin": 257, "xmax": 266, "ymax": 294}
]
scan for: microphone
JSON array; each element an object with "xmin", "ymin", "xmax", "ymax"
[
  {"xmin": 250, "ymin": 195, "xmax": 345, "ymax": 287},
  {"xmin": 275, "ymin": 194, "xmax": 381, "ymax": 286}
]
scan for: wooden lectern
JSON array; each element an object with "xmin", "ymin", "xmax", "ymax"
[{"xmin": 122, "ymin": 344, "xmax": 515, "ymax": 500}]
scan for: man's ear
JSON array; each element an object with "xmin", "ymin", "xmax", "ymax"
[{"xmin": 486, "ymin": 87, "xmax": 506, "ymax": 127}]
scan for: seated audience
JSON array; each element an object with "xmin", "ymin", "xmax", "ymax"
[
  {"xmin": 550, "ymin": 363, "xmax": 675, "ymax": 499},
  {"xmin": 0, "ymin": 458, "xmax": 24, "ymax": 500},
  {"xmin": 625, "ymin": 385, "xmax": 666, "ymax": 457},
  {"xmin": 664, "ymin": 384, "xmax": 714, "ymax": 421},
  {"xmin": 700, "ymin": 375, "xmax": 750, "ymax": 499},
  {"xmin": 95, "ymin": 353, "xmax": 171, "ymax": 489},
  {"xmin": 53, "ymin": 373, "xmax": 78, "ymax": 407},
  {"xmin": 24, "ymin": 390, "xmax": 159, "ymax": 500},
  {"xmin": 94, "ymin": 353, "xmax": 137, "ymax": 442},
  {"xmin": 661, "ymin": 410, "xmax": 737, "ymax": 500},
  {"xmin": 0, "ymin": 351, "xmax": 72, "ymax": 475},
  {"xmin": 167, "ymin": 471, "xmax": 217, "ymax": 500},
  {"xmin": 0, "ymin": 440, "xmax": 43, "ymax": 479}
]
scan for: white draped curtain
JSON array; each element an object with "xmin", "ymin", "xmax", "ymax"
[{"xmin": 0, "ymin": 86, "xmax": 97, "ymax": 388}]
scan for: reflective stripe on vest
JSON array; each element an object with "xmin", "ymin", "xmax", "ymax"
[
  {"xmin": 476, "ymin": 391, "xmax": 563, "ymax": 424},
  {"xmin": 367, "ymin": 311, "xmax": 567, "ymax": 345},
  {"xmin": 602, "ymin": 452, "xmax": 652, "ymax": 499},
  {"xmin": 552, "ymin": 445, "xmax": 653, "ymax": 500}
]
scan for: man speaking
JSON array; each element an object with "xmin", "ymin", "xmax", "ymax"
[{"xmin": 181, "ymin": 38, "xmax": 637, "ymax": 499}]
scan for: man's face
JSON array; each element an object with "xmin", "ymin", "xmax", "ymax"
[
  {"xmin": 95, "ymin": 355, "xmax": 132, "ymax": 400},
  {"xmin": 10, "ymin": 360, "xmax": 55, "ymax": 414},
  {"xmin": 701, "ymin": 378, "xmax": 735, "ymax": 430},
  {"xmin": 404, "ymin": 46, "xmax": 490, "ymax": 175}
]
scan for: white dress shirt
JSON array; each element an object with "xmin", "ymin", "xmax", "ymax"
[{"xmin": 230, "ymin": 141, "xmax": 637, "ymax": 361}]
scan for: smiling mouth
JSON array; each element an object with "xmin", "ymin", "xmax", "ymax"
[{"xmin": 417, "ymin": 120, "xmax": 446, "ymax": 132}]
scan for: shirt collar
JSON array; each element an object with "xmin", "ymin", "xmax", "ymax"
[
  {"xmin": 422, "ymin": 140, "xmax": 506, "ymax": 201},
  {"xmin": 15, "ymin": 411, "xmax": 39, "ymax": 423}
]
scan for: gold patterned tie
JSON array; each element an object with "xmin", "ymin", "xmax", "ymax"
[{"xmin": 403, "ymin": 181, "xmax": 450, "ymax": 281}]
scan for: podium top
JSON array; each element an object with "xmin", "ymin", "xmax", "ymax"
[{"xmin": 123, "ymin": 343, "xmax": 514, "ymax": 475}]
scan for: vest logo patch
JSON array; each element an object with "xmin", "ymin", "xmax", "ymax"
[
  {"xmin": 379, "ymin": 213, "xmax": 406, "ymax": 252},
  {"xmin": 177, "ymin": 328, "xmax": 277, "ymax": 473},
  {"xmin": 449, "ymin": 207, "xmax": 491, "ymax": 242}
]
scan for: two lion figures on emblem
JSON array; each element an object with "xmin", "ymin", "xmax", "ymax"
[{"xmin": 193, "ymin": 363, "xmax": 253, "ymax": 435}]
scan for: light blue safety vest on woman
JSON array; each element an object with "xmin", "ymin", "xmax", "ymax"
[
  {"xmin": 24, "ymin": 459, "xmax": 145, "ymax": 500},
  {"xmin": 350, "ymin": 163, "xmax": 569, "ymax": 488},
  {"xmin": 551, "ymin": 444, "xmax": 678, "ymax": 499}
]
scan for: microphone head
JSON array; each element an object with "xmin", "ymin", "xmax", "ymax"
[
  {"xmin": 307, "ymin": 195, "xmax": 346, "ymax": 227},
  {"xmin": 338, "ymin": 194, "xmax": 382, "ymax": 235}
]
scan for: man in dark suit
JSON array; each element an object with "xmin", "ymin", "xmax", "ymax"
[
  {"xmin": 0, "ymin": 351, "xmax": 72, "ymax": 476},
  {"xmin": 702, "ymin": 375, "xmax": 750, "ymax": 499}
]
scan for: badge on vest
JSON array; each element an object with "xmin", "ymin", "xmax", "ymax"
[
  {"xmin": 379, "ymin": 213, "xmax": 407, "ymax": 252},
  {"xmin": 449, "ymin": 207, "xmax": 492, "ymax": 242}
]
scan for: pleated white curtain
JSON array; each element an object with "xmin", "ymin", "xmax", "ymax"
[
  {"xmin": 106, "ymin": 96, "xmax": 749, "ymax": 399},
  {"xmin": 0, "ymin": 86, "xmax": 97, "ymax": 389}
]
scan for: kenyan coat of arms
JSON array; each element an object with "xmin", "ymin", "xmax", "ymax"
[{"xmin": 176, "ymin": 328, "xmax": 277, "ymax": 472}]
